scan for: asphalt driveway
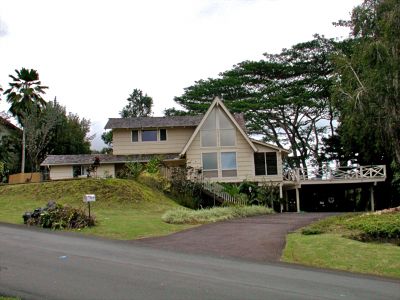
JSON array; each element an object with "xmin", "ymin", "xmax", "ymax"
[{"xmin": 134, "ymin": 212, "xmax": 337, "ymax": 262}]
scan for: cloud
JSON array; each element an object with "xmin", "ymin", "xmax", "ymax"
[{"xmin": 0, "ymin": 18, "xmax": 7, "ymax": 36}]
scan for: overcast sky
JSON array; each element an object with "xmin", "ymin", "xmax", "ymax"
[{"xmin": 0, "ymin": 0, "xmax": 362, "ymax": 150}]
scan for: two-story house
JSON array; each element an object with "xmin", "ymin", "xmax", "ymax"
[{"xmin": 41, "ymin": 97, "xmax": 289, "ymax": 183}]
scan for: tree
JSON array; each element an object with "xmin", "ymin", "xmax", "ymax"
[
  {"xmin": 4, "ymin": 68, "xmax": 48, "ymax": 173},
  {"xmin": 171, "ymin": 36, "xmax": 338, "ymax": 169},
  {"xmin": 120, "ymin": 89, "xmax": 153, "ymax": 118},
  {"xmin": 45, "ymin": 99, "xmax": 92, "ymax": 155},
  {"xmin": 333, "ymin": 0, "xmax": 400, "ymax": 166},
  {"xmin": 20, "ymin": 102, "xmax": 60, "ymax": 171}
]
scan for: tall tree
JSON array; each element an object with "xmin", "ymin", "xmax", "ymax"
[
  {"xmin": 45, "ymin": 99, "xmax": 92, "ymax": 155},
  {"xmin": 21, "ymin": 102, "xmax": 60, "ymax": 171},
  {"xmin": 4, "ymin": 68, "xmax": 48, "ymax": 173},
  {"xmin": 333, "ymin": 0, "xmax": 400, "ymax": 165},
  {"xmin": 120, "ymin": 89, "xmax": 153, "ymax": 118},
  {"xmin": 171, "ymin": 36, "xmax": 337, "ymax": 169}
]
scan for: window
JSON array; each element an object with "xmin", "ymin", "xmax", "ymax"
[
  {"xmin": 142, "ymin": 130, "xmax": 157, "ymax": 142},
  {"xmin": 160, "ymin": 129, "xmax": 167, "ymax": 141},
  {"xmin": 254, "ymin": 152, "xmax": 278, "ymax": 176},
  {"xmin": 221, "ymin": 152, "xmax": 237, "ymax": 177},
  {"xmin": 132, "ymin": 130, "xmax": 139, "ymax": 142},
  {"xmin": 202, "ymin": 152, "xmax": 218, "ymax": 178},
  {"xmin": 201, "ymin": 107, "xmax": 236, "ymax": 147}
]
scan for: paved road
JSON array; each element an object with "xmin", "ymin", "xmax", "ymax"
[
  {"xmin": 1, "ymin": 224, "xmax": 399, "ymax": 300},
  {"xmin": 135, "ymin": 213, "xmax": 338, "ymax": 261}
]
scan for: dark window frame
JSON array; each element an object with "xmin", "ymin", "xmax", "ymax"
[{"xmin": 254, "ymin": 152, "xmax": 278, "ymax": 176}]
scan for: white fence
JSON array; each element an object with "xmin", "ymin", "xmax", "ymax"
[{"xmin": 283, "ymin": 165, "xmax": 386, "ymax": 182}]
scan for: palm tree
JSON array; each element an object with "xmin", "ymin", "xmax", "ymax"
[{"xmin": 4, "ymin": 68, "xmax": 48, "ymax": 173}]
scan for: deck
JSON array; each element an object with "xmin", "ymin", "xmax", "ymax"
[{"xmin": 283, "ymin": 165, "xmax": 386, "ymax": 187}]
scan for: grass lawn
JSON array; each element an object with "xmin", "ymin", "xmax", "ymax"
[
  {"xmin": 282, "ymin": 213, "xmax": 400, "ymax": 278},
  {"xmin": 0, "ymin": 178, "xmax": 194, "ymax": 240}
]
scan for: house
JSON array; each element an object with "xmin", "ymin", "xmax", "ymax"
[
  {"xmin": 41, "ymin": 97, "xmax": 289, "ymax": 183},
  {"xmin": 41, "ymin": 98, "xmax": 386, "ymax": 212}
]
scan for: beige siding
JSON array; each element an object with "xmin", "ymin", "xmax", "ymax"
[
  {"xmin": 113, "ymin": 128, "xmax": 195, "ymax": 155},
  {"xmin": 187, "ymin": 126, "xmax": 283, "ymax": 183},
  {"xmin": 50, "ymin": 164, "xmax": 115, "ymax": 180},
  {"xmin": 50, "ymin": 165, "xmax": 73, "ymax": 180}
]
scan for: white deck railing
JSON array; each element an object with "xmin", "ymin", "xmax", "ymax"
[
  {"xmin": 283, "ymin": 165, "xmax": 386, "ymax": 183},
  {"xmin": 202, "ymin": 181, "xmax": 247, "ymax": 206}
]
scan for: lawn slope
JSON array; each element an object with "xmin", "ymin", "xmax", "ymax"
[{"xmin": 0, "ymin": 178, "xmax": 193, "ymax": 239}]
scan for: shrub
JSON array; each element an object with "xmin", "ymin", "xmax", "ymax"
[
  {"xmin": 23, "ymin": 201, "xmax": 95, "ymax": 230},
  {"xmin": 345, "ymin": 212, "xmax": 400, "ymax": 240},
  {"xmin": 138, "ymin": 172, "xmax": 170, "ymax": 193},
  {"xmin": 162, "ymin": 206, "xmax": 273, "ymax": 224},
  {"xmin": 146, "ymin": 157, "xmax": 162, "ymax": 174}
]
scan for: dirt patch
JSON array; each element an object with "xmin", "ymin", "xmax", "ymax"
[{"xmin": 134, "ymin": 212, "xmax": 338, "ymax": 262}]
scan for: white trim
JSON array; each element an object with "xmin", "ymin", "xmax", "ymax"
[
  {"xmin": 180, "ymin": 97, "xmax": 257, "ymax": 156},
  {"xmin": 251, "ymin": 138, "xmax": 290, "ymax": 153}
]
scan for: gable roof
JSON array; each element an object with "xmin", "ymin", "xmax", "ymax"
[
  {"xmin": 0, "ymin": 116, "xmax": 21, "ymax": 132},
  {"xmin": 180, "ymin": 97, "xmax": 258, "ymax": 156},
  {"xmin": 105, "ymin": 115, "xmax": 203, "ymax": 129},
  {"xmin": 41, "ymin": 153, "xmax": 181, "ymax": 166},
  {"xmin": 250, "ymin": 139, "xmax": 290, "ymax": 154}
]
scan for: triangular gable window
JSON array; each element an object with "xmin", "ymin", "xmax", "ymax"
[{"xmin": 200, "ymin": 107, "xmax": 235, "ymax": 147}]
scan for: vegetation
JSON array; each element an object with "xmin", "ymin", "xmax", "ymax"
[
  {"xmin": 120, "ymin": 88, "xmax": 153, "ymax": 118},
  {"xmin": 4, "ymin": 68, "xmax": 48, "ymax": 173},
  {"xmin": 0, "ymin": 178, "xmax": 193, "ymax": 239},
  {"xmin": 23, "ymin": 201, "xmax": 95, "ymax": 229},
  {"xmin": 283, "ymin": 211, "xmax": 400, "ymax": 278},
  {"xmin": 162, "ymin": 206, "xmax": 273, "ymax": 225}
]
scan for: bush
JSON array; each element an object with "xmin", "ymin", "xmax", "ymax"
[
  {"xmin": 117, "ymin": 162, "xmax": 144, "ymax": 179},
  {"xmin": 146, "ymin": 157, "xmax": 162, "ymax": 174},
  {"xmin": 162, "ymin": 206, "xmax": 273, "ymax": 224},
  {"xmin": 23, "ymin": 201, "xmax": 95, "ymax": 230},
  {"xmin": 345, "ymin": 212, "xmax": 400, "ymax": 240},
  {"xmin": 138, "ymin": 172, "xmax": 170, "ymax": 193}
]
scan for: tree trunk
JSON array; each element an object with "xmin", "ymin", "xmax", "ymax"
[{"xmin": 21, "ymin": 128, "xmax": 25, "ymax": 174}]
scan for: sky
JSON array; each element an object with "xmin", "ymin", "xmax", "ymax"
[{"xmin": 0, "ymin": 0, "xmax": 362, "ymax": 150}]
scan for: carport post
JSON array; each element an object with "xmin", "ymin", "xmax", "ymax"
[
  {"xmin": 295, "ymin": 187, "xmax": 300, "ymax": 213},
  {"xmin": 370, "ymin": 185, "xmax": 375, "ymax": 212}
]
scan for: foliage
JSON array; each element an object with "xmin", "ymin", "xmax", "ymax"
[
  {"xmin": 138, "ymin": 172, "xmax": 170, "ymax": 193},
  {"xmin": 46, "ymin": 99, "xmax": 92, "ymax": 155},
  {"xmin": 170, "ymin": 35, "xmax": 338, "ymax": 169},
  {"xmin": 116, "ymin": 161, "xmax": 144, "ymax": 179},
  {"xmin": 101, "ymin": 130, "xmax": 113, "ymax": 147},
  {"xmin": 162, "ymin": 205, "xmax": 273, "ymax": 224},
  {"xmin": 4, "ymin": 68, "xmax": 48, "ymax": 122},
  {"xmin": 167, "ymin": 167, "xmax": 203, "ymax": 209},
  {"xmin": 20, "ymin": 102, "xmax": 60, "ymax": 171},
  {"xmin": 257, "ymin": 181, "xmax": 280, "ymax": 208},
  {"xmin": 333, "ymin": 0, "xmax": 400, "ymax": 165},
  {"xmin": 300, "ymin": 210, "xmax": 400, "ymax": 244},
  {"xmin": 120, "ymin": 88, "xmax": 153, "ymax": 118},
  {"xmin": 145, "ymin": 157, "xmax": 161, "ymax": 174},
  {"xmin": 23, "ymin": 201, "xmax": 95, "ymax": 229},
  {"xmin": 0, "ymin": 131, "xmax": 21, "ymax": 175}
]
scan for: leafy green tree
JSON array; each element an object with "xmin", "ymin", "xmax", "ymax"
[
  {"xmin": 120, "ymin": 89, "xmax": 153, "ymax": 118},
  {"xmin": 45, "ymin": 100, "xmax": 92, "ymax": 155},
  {"xmin": 4, "ymin": 68, "xmax": 48, "ymax": 173},
  {"xmin": 171, "ymin": 36, "xmax": 337, "ymax": 169},
  {"xmin": 333, "ymin": 0, "xmax": 400, "ymax": 166},
  {"xmin": 20, "ymin": 102, "xmax": 60, "ymax": 171}
]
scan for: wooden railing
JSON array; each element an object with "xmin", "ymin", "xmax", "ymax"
[
  {"xmin": 283, "ymin": 165, "xmax": 386, "ymax": 182},
  {"xmin": 202, "ymin": 181, "xmax": 247, "ymax": 206}
]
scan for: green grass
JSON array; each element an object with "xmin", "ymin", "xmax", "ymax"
[
  {"xmin": 0, "ymin": 178, "xmax": 193, "ymax": 239},
  {"xmin": 283, "ymin": 233, "xmax": 400, "ymax": 278},
  {"xmin": 162, "ymin": 206, "xmax": 273, "ymax": 224},
  {"xmin": 283, "ymin": 212, "xmax": 400, "ymax": 278}
]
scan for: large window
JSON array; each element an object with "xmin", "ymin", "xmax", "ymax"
[
  {"xmin": 202, "ymin": 152, "xmax": 218, "ymax": 178},
  {"xmin": 221, "ymin": 152, "xmax": 237, "ymax": 177},
  {"xmin": 254, "ymin": 152, "xmax": 278, "ymax": 175},
  {"xmin": 201, "ymin": 108, "xmax": 236, "ymax": 147},
  {"xmin": 142, "ymin": 130, "xmax": 158, "ymax": 142}
]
